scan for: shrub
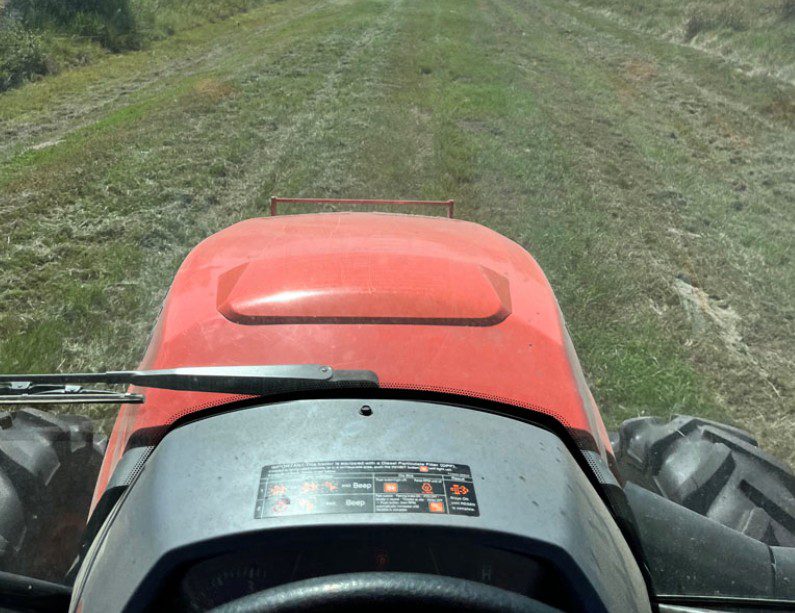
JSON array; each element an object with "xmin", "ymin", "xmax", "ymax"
[
  {"xmin": 0, "ymin": 20, "xmax": 48, "ymax": 91},
  {"xmin": 7, "ymin": 0, "xmax": 143, "ymax": 51}
]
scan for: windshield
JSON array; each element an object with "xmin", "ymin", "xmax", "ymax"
[{"xmin": 0, "ymin": 0, "xmax": 793, "ymax": 605}]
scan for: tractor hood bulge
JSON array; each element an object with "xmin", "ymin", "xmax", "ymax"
[
  {"xmin": 96, "ymin": 213, "xmax": 611, "ymax": 499},
  {"xmin": 216, "ymin": 254, "xmax": 512, "ymax": 326}
]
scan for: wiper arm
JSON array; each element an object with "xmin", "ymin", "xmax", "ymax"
[{"xmin": 0, "ymin": 364, "xmax": 378, "ymax": 404}]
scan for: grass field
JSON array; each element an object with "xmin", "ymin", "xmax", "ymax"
[
  {"xmin": 0, "ymin": 0, "xmax": 276, "ymax": 91},
  {"xmin": 0, "ymin": 0, "xmax": 793, "ymax": 462},
  {"xmin": 573, "ymin": 0, "xmax": 795, "ymax": 83}
]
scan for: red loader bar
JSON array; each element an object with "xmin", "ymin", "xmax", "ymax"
[{"xmin": 269, "ymin": 197, "xmax": 455, "ymax": 218}]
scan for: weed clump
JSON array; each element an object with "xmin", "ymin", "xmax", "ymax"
[
  {"xmin": 683, "ymin": 13, "xmax": 707, "ymax": 42},
  {"xmin": 684, "ymin": 5, "xmax": 749, "ymax": 42}
]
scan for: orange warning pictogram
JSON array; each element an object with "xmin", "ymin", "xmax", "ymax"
[
  {"xmin": 383, "ymin": 482, "xmax": 398, "ymax": 493},
  {"xmin": 449, "ymin": 484, "xmax": 469, "ymax": 496},
  {"xmin": 298, "ymin": 498, "xmax": 315, "ymax": 512},
  {"xmin": 271, "ymin": 498, "xmax": 290, "ymax": 514},
  {"xmin": 301, "ymin": 481, "xmax": 319, "ymax": 493},
  {"xmin": 419, "ymin": 466, "xmax": 429, "ymax": 472},
  {"xmin": 429, "ymin": 501, "xmax": 445, "ymax": 513},
  {"xmin": 268, "ymin": 484, "xmax": 287, "ymax": 496},
  {"xmin": 421, "ymin": 482, "xmax": 433, "ymax": 494}
]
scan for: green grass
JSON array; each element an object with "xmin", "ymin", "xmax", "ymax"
[
  {"xmin": 0, "ymin": 0, "xmax": 278, "ymax": 90},
  {"xmin": 572, "ymin": 0, "xmax": 795, "ymax": 82},
  {"xmin": 0, "ymin": 0, "xmax": 793, "ymax": 463}
]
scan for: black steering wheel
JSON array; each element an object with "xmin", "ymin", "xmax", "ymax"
[{"xmin": 210, "ymin": 572, "xmax": 558, "ymax": 612}]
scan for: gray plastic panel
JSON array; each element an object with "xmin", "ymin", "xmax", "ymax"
[{"xmin": 71, "ymin": 399, "xmax": 649, "ymax": 612}]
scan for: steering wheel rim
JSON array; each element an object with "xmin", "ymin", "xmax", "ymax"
[{"xmin": 209, "ymin": 571, "xmax": 559, "ymax": 612}]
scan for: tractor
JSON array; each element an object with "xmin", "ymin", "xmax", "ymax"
[{"xmin": 0, "ymin": 200, "xmax": 792, "ymax": 612}]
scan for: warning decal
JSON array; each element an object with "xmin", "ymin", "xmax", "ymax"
[{"xmin": 255, "ymin": 460, "xmax": 478, "ymax": 519}]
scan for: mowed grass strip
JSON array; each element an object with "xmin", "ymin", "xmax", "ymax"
[
  {"xmin": 0, "ymin": 0, "xmax": 389, "ymax": 370},
  {"xmin": 348, "ymin": 0, "xmax": 714, "ymax": 422},
  {"xmin": 0, "ymin": 0, "xmax": 792, "ymax": 461},
  {"xmin": 569, "ymin": 0, "xmax": 795, "ymax": 84}
]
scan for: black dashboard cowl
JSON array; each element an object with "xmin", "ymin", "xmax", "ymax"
[{"xmin": 70, "ymin": 398, "xmax": 650, "ymax": 612}]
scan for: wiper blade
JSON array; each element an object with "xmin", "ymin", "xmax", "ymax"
[
  {"xmin": 0, "ymin": 382, "xmax": 144, "ymax": 405},
  {"xmin": 0, "ymin": 364, "xmax": 379, "ymax": 401}
]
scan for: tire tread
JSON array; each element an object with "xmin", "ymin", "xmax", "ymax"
[
  {"xmin": 0, "ymin": 409, "xmax": 104, "ymax": 580},
  {"xmin": 614, "ymin": 415, "xmax": 795, "ymax": 547}
]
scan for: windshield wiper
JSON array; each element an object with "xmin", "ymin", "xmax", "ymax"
[
  {"xmin": 0, "ymin": 365, "xmax": 378, "ymax": 405},
  {"xmin": 0, "ymin": 382, "xmax": 144, "ymax": 405}
]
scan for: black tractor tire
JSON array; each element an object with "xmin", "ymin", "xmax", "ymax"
[
  {"xmin": 613, "ymin": 415, "xmax": 795, "ymax": 547},
  {"xmin": 0, "ymin": 408, "xmax": 106, "ymax": 581}
]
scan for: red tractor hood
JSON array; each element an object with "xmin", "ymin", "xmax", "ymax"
[{"xmin": 97, "ymin": 213, "xmax": 611, "ymax": 500}]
